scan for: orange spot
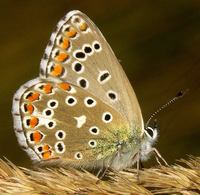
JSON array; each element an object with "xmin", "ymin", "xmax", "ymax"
[
  {"xmin": 58, "ymin": 82, "xmax": 71, "ymax": 91},
  {"xmin": 79, "ymin": 23, "xmax": 88, "ymax": 31},
  {"xmin": 24, "ymin": 104, "xmax": 34, "ymax": 114},
  {"xmin": 43, "ymin": 145, "xmax": 50, "ymax": 151},
  {"xmin": 42, "ymin": 151, "xmax": 52, "ymax": 159},
  {"xmin": 27, "ymin": 92, "xmax": 40, "ymax": 102},
  {"xmin": 32, "ymin": 130, "xmax": 42, "ymax": 143},
  {"xmin": 60, "ymin": 38, "xmax": 70, "ymax": 50},
  {"xmin": 43, "ymin": 83, "xmax": 53, "ymax": 94},
  {"xmin": 55, "ymin": 52, "xmax": 69, "ymax": 62},
  {"xmin": 30, "ymin": 117, "xmax": 39, "ymax": 128},
  {"xmin": 66, "ymin": 27, "xmax": 77, "ymax": 38},
  {"xmin": 50, "ymin": 64, "xmax": 64, "ymax": 77}
]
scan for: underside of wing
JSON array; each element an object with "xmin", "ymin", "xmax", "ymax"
[
  {"xmin": 39, "ymin": 10, "xmax": 144, "ymax": 133},
  {"xmin": 12, "ymin": 78, "xmax": 134, "ymax": 167}
]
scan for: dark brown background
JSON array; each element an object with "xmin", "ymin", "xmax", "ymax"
[{"xmin": 0, "ymin": 0, "xmax": 199, "ymax": 167}]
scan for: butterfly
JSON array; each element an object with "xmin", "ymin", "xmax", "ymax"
[{"xmin": 12, "ymin": 10, "xmax": 167, "ymax": 172}]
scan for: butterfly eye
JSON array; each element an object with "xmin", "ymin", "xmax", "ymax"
[
  {"xmin": 42, "ymin": 108, "xmax": 54, "ymax": 117},
  {"xmin": 102, "ymin": 112, "xmax": 113, "ymax": 123},
  {"xmin": 55, "ymin": 130, "xmax": 66, "ymax": 140},
  {"xmin": 145, "ymin": 127, "xmax": 158, "ymax": 140},
  {"xmin": 55, "ymin": 141, "xmax": 65, "ymax": 154},
  {"xmin": 84, "ymin": 97, "xmax": 97, "ymax": 107},
  {"xmin": 72, "ymin": 61, "xmax": 84, "ymax": 74},
  {"xmin": 65, "ymin": 96, "xmax": 77, "ymax": 106},
  {"xmin": 47, "ymin": 100, "xmax": 59, "ymax": 109},
  {"xmin": 74, "ymin": 152, "xmax": 83, "ymax": 160},
  {"xmin": 88, "ymin": 140, "xmax": 97, "ymax": 148}
]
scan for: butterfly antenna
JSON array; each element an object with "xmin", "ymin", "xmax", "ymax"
[{"xmin": 145, "ymin": 89, "xmax": 189, "ymax": 129}]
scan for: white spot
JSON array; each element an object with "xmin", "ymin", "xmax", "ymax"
[
  {"xmin": 74, "ymin": 115, "xmax": 86, "ymax": 128},
  {"xmin": 102, "ymin": 112, "xmax": 113, "ymax": 123},
  {"xmin": 92, "ymin": 41, "xmax": 102, "ymax": 52},
  {"xmin": 84, "ymin": 97, "xmax": 97, "ymax": 107},
  {"xmin": 74, "ymin": 152, "xmax": 83, "ymax": 160},
  {"xmin": 97, "ymin": 70, "xmax": 111, "ymax": 84},
  {"xmin": 73, "ymin": 49, "xmax": 87, "ymax": 61},
  {"xmin": 106, "ymin": 90, "xmax": 118, "ymax": 102},
  {"xmin": 77, "ymin": 77, "xmax": 89, "ymax": 89},
  {"xmin": 55, "ymin": 130, "xmax": 66, "ymax": 140},
  {"xmin": 47, "ymin": 99, "xmax": 59, "ymax": 109},
  {"xmin": 88, "ymin": 140, "xmax": 97, "ymax": 148},
  {"xmin": 89, "ymin": 126, "xmax": 100, "ymax": 135},
  {"xmin": 42, "ymin": 108, "xmax": 54, "ymax": 118},
  {"xmin": 82, "ymin": 44, "xmax": 94, "ymax": 56},
  {"xmin": 51, "ymin": 48, "xmax": 60, "ymax": 59},
  {"xmin": 68, "ymin": 86, "xmax": 77, "ymax": 94},
  {"xmin": 55, "ymin": 141, "xmax": 66, "ymax": 154},
  {"xmin": 72, "ymin": 61, "xmax": 85, "ymax": 74},
  {"xmin": 65, "ymin": 96, "xmax": 77, "ymax": 106},
  {"xmin": 45, "ymin": 120, "xmax": 56, "ymax": 129}
]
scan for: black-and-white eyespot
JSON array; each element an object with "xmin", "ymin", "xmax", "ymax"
[
  {"xmin": 42, "ymin": 108, "xmax": 54, "ymax": 117},
  {"xmin": 72, "ymin": 61, "xmax": 84, "ymax": 74},
  {"xmin": 92, "ymin": 41, "xmax": 101, "ymax": 52},
  {"xmin": 83, "ymin": 44, "xmax": 93, "ymax": 56},
  {"xmin": 98, "ymin": 70, "xmax": 111, "ymax": 84},
  {"xmin": 47, "ymin": 99, "xmax": 59, "ymax": 109},
  {"xmin": 84, "ymin": 97, "xmax": 97, "ymax": 107},
  {"xmin": 65, "ymin": 96, "xmax": 77, "ymax": 106},
  {"xmin": 88, "ymin": 140, "xmax": 97, "ymax": 148},
  {"xmin": 102, "ymin": 112, "xmax": 113, "ymax": 123},
  {"xmin": 89, "ymin": 126, "xmax": 100, "ymax": 135},
  {"xmin": 55, "ymin": 141, "xmax": 65, "ymax": 154},
  {"xmin": 74, "ymin": 152, "xmax": 83, "ymax": 160},
  {"xmin": 107, "ymin": 90, "xmax": 118, "ymax": 102},
  {"xmin": 71, "ymin": 16, "xmax": 81, "ymax": 24},
  {"xmin": 73, "ymin": 49, "xmax": 86, "ymax": 61},
  {"xmin": 77, "ymin": 77, "xmax": 89, "ymax": 89},
  {"xmin": 55, "ymin": 130, "xmax": 66, "ymax": 140},
  {"xmin": 45, "ymin": 120, "xmax": 56, "ymax": 129}
]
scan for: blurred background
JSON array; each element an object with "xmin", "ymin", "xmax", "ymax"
[{"xmin": 0, "ymin": 0, "xmax": 199, "ymax": 167}]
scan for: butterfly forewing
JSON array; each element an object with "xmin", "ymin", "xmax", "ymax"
[
  {"xmin": 12, "ymin": 78, "xmax": 130, "ymax": 166},
  {"xmin": 40, "ymin": 10, "xmax": 144, "ymax": 133}
]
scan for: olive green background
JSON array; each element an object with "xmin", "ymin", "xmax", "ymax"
[{"xmin": 0, "ymin": 0, "xmax": 199, "ymax": 167}]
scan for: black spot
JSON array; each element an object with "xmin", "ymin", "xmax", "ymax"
[
  {"xmin": 89, "ymin": 141, "xmax": 95, "ymax": 146},
  {"xmin": 40, "ymin": 68, "xmax": 44, "ymax": 76},
  {"xmin": 24, "ymin": 104, "xmax": 28, "ymax": 112},
  {"xmin": 68, "ymin": 98, "xmax": 75, "ymax": 104},
  {"xmin": 50, "ymin": 101, "xmax": 56, "ymax": 107},
  {"xmin": 108, "ymin": 92, "xmax": 116, "ymax": 100},
  {"xmin": 94, "ymin": 43, "xmax": 100, "ymax": 50},
  {"xmin": 76, "ymin": 153, "xmax": 81, "ymax": 159},
  {"xmin": 75, "ymin": 51, "xmax": 85, "ymax": 59},
  {"xmin": 74, "ymin": 63, "xmax": 82, "ymax": 72},
  {"xmin": 104, "ymin": 114, "xmax": 111, "ymax": 121},
  {"xmin": 74, "ymin": 17, "xmax": 80, "ymax": 23},
  {"xmin": 57, "ymin": 143, "xmax": 64, "ymax": 151},
  {"xmin": 84, "ymin": 46, "xmax": 92, "ymax": 54},
  {"xmin": 91, "ymin": 128, "xmax": 98, "ymax": 134},
  {"xmin": 38, "ymin": 146, "xmax": 43, "ymax": 152},
  {"xmin": 58, "ymin": 131, "xmax": 64, "ymax": 138},
  {"xmin": 30, "ymin": 133, "xmax": 34, "ymax": 141},
  {"xmin": 79, "ymin": 79, "xmax": 87, "ymax": 88},
  {"xmin": 25, "ymin": 92, "xmax": 33, "ymax": 99},
  {"xmin": 26, "ymin": 119, "xmax": 30, "ymax": 126},
  {"xmin": 45, "ymin": 110, "xmax": 51, "ymax": 116},
  {"xmin": 64, "ymin": 26, "xmax": 70, "ymax": 32},
  {"xmin": 87, "ymin": 99, "xmax": 94, "ymax": 105},
  {"xmin": 100, "ymin": 72, "xmax": 110, "ymax": 82},
  {"xmin": 146, "ymin": 128, "xmax": 154, "ymax": 138},
  {"xmin": 48, "ymin": 122, "xmax": 54, "ymax": 128}
]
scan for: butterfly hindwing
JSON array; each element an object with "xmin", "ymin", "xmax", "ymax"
[
  {"xmin": 12, "ymin": 78, "xmax": 132, "ymax": 167},
  {"xmin": 40, "ymin": 10, "xmax": 144, "ymax": 133}
]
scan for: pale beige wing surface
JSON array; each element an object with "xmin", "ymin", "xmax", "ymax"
[
  {"xmin": 39, "ymin": 10, "xmax": 144, "ymax": 133},
  {"xmin": 12, "ymin": 78, "xmax": 131, "ymax": 166}
]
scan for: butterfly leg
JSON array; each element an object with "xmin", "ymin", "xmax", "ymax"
[{"xmin": 151, "ymin": 147, "xmax": 168, "ymax": 166}]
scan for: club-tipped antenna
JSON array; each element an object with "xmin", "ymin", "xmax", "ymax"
[{"xmin": 145, "ymin": 89, "xmax": 189, "ymax": 129}]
